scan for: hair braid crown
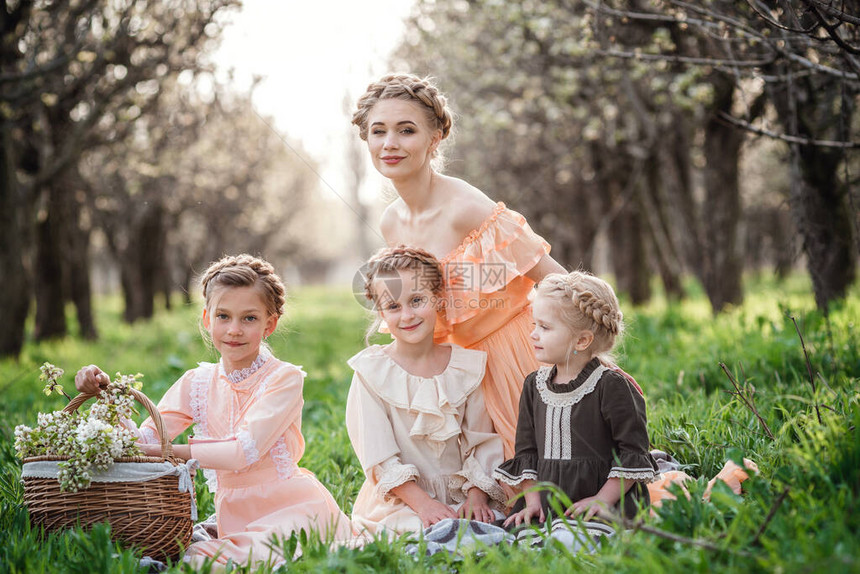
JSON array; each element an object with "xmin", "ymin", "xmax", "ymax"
[{"xmin": 352, "ymin": 73, "xmax": 453, "ymax": 141}]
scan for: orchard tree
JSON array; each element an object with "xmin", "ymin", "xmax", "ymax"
[
  {"xmin": 396, "ymin": 0, "xmax": 745, "ymax": 309},
  {"xmin": 583, "ymin": 0, "xmax": 859, "ymax": 311},
  {"xmin": 82, "ymin": 75, "xmax": 316, "ymax": 321},
  {"xmin": 0, "ymin": 0, "xmax": 238, "ymax": 356}
]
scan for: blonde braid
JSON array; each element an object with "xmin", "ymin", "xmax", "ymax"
[
  {"xmin": 536, "ymin": 271, "xmax": 624, "ymax": 358},
  {"xmin": 200, "ymin": 254, "xmax": 286, "ymax": 318},
  {"xmin": 364, "ymin": 245, "xmax": 445, "ymax": 303},
  {"xmin": 352, "ymin": 74, "xmax": 454, "ymax": 141},
  {"xmin": 561, "ymin": 275, "xmax": 623, "ymax": 336}
]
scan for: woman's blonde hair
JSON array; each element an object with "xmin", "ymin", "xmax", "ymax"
[
  {"xmin": 362, "ymin": 245, "xmax": 445, "ymax": 344},
  {"xmin": 534, "ymin": 271, "xmax": 624, "ymax": 362},
  {"xmin": 352, "ymin": 73, "xmax": 454, "ymax": 161}
]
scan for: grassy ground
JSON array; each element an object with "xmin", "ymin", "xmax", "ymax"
[{"xmin": 1, "ymin": 276, "xmax": 858, "ymax": 572}]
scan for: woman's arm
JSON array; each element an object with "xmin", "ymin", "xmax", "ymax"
[{"xmin": 525, "ymin": 253, "xmax": 566, "ymax": 283}]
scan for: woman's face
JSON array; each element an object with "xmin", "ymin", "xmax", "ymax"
[{"xmin": 365, "ymin": 99, "xmax": 442, "ymax": 182}]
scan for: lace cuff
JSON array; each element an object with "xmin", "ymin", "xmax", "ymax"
[
  {"xmin": 203, "ymin": 468, "xmax": 218, "ymax": 493},
  {"xmin": 373, "ymin": 458, "xmax": 420, "ymax": 502},
  {"xmin": 456, "ymin": 457, "xmax": 507, "ymax": 505},
  {"xmin": 608, "ymin": 466, "xmax": 656, "ymax": 482},
  {"xmin": 139, "ymin": 425, "xmax": 159, "ymax": 446},
  {"xmin": 236, "ymin": 430, "xmax": 260, "ymax": 466},
  {"xmin": 494, "ymin": 467, "xmax": 538, "ymax": 486},
  {"xmin": 494, "ymin": 454, "xmax": 539, "ymax": 486}
]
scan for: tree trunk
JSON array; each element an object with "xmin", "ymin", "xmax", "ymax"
[
  {"xmin": 33, "ymin": 182, "xmax": 68, "ymax": 340},
  {"xmin": 770, "ymin": 75, "xmax": 856, "ymax": 311},
  {"xmin": 609, "ymin": 161, "xmax": 651, "ymax": 305},
  {"xmin": 121, "ymin": 199, "xmax": 167, "ymax": 322},
  {"xmin": 0, "ymin": 121, "xmax": 31, "ymax": 357},
  {"xmin": 792, "ymin": 143, "xmax": 856, "ymax": 311},
  {"xmin": 701, "ymin": 72, "xmax": 744, "ymax": 313},
  {"xmin": 62, "ymin": 167, "xmax": 97, "ymax": 339},
  {"xmin": 643, "ymin": 151, "xmax": 683, "ymax": 300}
]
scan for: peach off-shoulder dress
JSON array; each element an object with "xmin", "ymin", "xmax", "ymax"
[
  {"xmin": 440, "ymin": 202, "xmax": 551, "ymax": 458},
  {"xmin": 133, "ymin": 351, "xmax": 352, "ymax": 567}
]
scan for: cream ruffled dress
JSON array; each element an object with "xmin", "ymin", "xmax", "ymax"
[{"xmin": 346, "ymin": 344, "xmax": 506, "ymax": 535}]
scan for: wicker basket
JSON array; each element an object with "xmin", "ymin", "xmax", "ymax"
[{"xmin": 23, "ymin": 389, "xmax": 194, "ymax": 560}]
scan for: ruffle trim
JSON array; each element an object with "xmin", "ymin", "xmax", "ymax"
[
  {"xmin": 203, "ymin": 468, "xmax": 218, "ymax": 493},
  {"xmin": 374, "ymin": 459, "xmax": 420, "ymax": 503},
  {"xmin": 190, "ymin": 364, "xmax": 215, "ymax": 437},
  {"xmin": 140, "ymin": 426, "xmax": 159, "ymax": 446},
  {"xmin": 225, "ymin": 353, "xmax": 268, "ymax": 385},
  {"xmin": 608, "ymin": 467, "xmax": 657, "ymax": 482},
  {"xmin": 440, "ymin": 202, "xmax": 551, "ymax": 324},
  {"xmin": 456, "ymin": 462, "xmax": 507, "ymax": 506},
  {"xmin": 270, "ymin": 437, "xmax": 296, "ymax": 480},
  {"xmin": 535, "ymin": 365, "xmax": 608, "ymax": 407},
  {"xmin": 237, "ymin": 430, "xmax": 260, "ymax": 466},
  {"xmin": 493, "ymin": 467, "xmax": 538, "ymax": 486},
  {"xmin": 347, "ymin": 345, "xmax": 486, "ymax": 444}
]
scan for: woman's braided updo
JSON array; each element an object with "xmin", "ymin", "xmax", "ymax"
[
  {"xmin": 535, "ymin": 271, "xmax": 624, "ymax": 360},
  {"xmin": 352, "ymin": 74, "xmax": 454, "ymax": 143},
  {"xmin": 200, "ymin": 254, "xmax": 286, "ymax": 319}
]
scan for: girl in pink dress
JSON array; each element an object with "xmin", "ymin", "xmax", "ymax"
[
  {"xmin": 346, "ymin": 247, "xmax": 506, "ymax": 535},
  {"xmin": 352, "ymin": 74, "xmax": 566, "ymax": 458},
  {"xmin": 75, "ymin": 254, "xmax": 352, "ymax": 568}
]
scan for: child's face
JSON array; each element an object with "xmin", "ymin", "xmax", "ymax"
[
  {"xmin": 530, "ymin": 296, "xmax": 574, "ymax": 366},
  {"xmin": 373, "ymin": 268, "xmax": 438, "ymax": 345},
  {"xmin": 203, "ymin": 285, "xmax": 277, "ymax": 372}
]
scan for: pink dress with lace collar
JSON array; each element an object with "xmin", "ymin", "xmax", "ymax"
[{"xmin": 133, "ymin": 352, "xmax": 353, "ymax": 567}]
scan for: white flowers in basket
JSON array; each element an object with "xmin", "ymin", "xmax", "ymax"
[{"xmin": 14, "ymin": 363, "xmax": 144, "ymax": 492}]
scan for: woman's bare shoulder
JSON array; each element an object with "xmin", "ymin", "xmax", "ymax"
[
  {"xmin": 379, "ymin": 199, "xmax": 405, "ymax": 244},
  {"xmin": 441, "ymin": 176, "xmax": 499, "ymax": 234}
]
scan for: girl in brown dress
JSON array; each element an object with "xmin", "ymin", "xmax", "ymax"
[{"xmin": 495, "ymin": 271, "xmax": 657, "ymax": 531}]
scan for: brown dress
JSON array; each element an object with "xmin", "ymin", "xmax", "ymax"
[{"xmin": 494, "ymin": 358, "xmax": 658, "ymax": 518}]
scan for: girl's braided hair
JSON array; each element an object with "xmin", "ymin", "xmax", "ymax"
[
  {"xmin": 362, "ymin": 245, "xmax": 445, "ymax": 344},
  {"xmin": 364, "ymin": 245, "xmax": 445, "ymax": 303},
  {"xmin": 352, "ymin": 73, "xmax": 454, "ymax": 143},
  {"xmin": 535, "ymin": 271, "xmax": 624, "ymax": 361},
  {"xmin": 200, "ymin": 254, "xmax": 286, "ymax": 319}
]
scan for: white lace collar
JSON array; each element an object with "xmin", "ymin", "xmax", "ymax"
[
  {"xmin": 534, "ymin": 363, "xmax": 609, "ymax": 407},
  {"xmin": 224, "ymin": 352, "xmax": 268, "ymax": 385}
]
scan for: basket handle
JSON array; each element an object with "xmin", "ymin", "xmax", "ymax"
[{"xmin": 64, "ymin": 388, "xmax": 175, "ymax": 462}]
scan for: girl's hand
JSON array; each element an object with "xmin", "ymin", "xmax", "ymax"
[
  {"xmin": 75, "ymin": 365, "xmax": 110, "ymax": 394},
  {"xmin": 458, "ymin": 487, "xmax": 495, "ymax": 523},
  {"xmin": 565, "ymin": 495, "xmax": 609, "ymax": 521},
  {"xmin": 503, "ymin": 503, "xmax": 545, "ymax": 528},
  {"xmin": 416, "ymin": 498, "xmax": 458, "ymax": 528}
]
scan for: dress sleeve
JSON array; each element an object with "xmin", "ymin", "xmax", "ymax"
[
  {"xmin": 345, "ymin": 371, "xmax": 419, "ymax": 501},
  {"xmin": 187, "ymin": 363, "xmax": 304, "ymax": 470},
  {"xmin": 599, "ymin": 371, "xmax": 658, "ymax": 482},
  {"xmin": 135, "ymin": 369, "xmax": 199, "ymax": 445},
  {"xmin": 494, "ymin": 373, "xmax": 540, "ymax": 486},
  {"xmin": 454, "ymin": 385, "xmax": 506, "ymax": 505}
]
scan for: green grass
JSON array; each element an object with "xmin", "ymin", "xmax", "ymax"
[{"xmin": 1, "ymin": 277, "xmax": 858, "ymax": 572}]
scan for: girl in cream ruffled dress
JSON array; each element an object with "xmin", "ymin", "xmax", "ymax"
[{"xmin": 346, "ymin": 247, "xmax": 506, "ymax": 535}]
